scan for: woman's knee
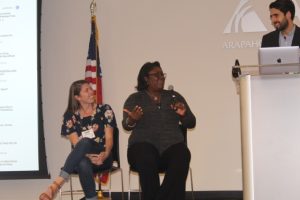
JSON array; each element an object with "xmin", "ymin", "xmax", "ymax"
[
  {"xmin": 73, "ymin": 138, "xmax": 94, "ymax": 153},
  {"xmin": 182, "ymin": 145, "xmax": 191, "ymax": 162},
  {"xmin": 76, "ymin": 138, "xmax": 93, "ymax": 147},
  {"xmin": 77, "ymin": 158, "xmax": 92, "ymax": 172},
  {"xmin": 166, "ymin": 143, "xmax": 191, "ymax": 164},
  {"xmin": 178, "ymin": 145, "xmax": 191, "ymax": 166},
  {"xmin": 128, "ymin": 142, "xmax": 159, "ymax": 169}
]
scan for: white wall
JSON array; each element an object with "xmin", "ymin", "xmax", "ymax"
[{"xmin": 2, "ymin": 0, "xmax": 298, "ymax": 199}]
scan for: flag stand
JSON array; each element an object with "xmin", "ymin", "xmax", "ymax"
[{"xmin": 87, "ymin": 1, "xmax": 109, "ymax": 199}]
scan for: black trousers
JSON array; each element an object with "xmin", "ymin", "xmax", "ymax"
[{"xmin": 128, "ymin": 142, "xmax": 191, "ymax": 200}]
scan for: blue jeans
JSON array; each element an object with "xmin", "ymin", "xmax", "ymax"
[{"xmin": 60, "ymin": 138, "xmax": 113, "ymax": 198}]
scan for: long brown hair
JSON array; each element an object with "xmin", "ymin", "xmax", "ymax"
[{"xmin": 64, "ymin": 80, "xmax": 89, "ymax": 115}]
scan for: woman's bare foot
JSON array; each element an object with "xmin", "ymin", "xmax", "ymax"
[{"xmin": 39, "ymin": 181, "xmax": 61, "ymax": 200}]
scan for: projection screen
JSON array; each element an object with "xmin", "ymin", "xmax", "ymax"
[{"xmin": 0, "ymin": 0, "xmax": 49, "ymax": 179}]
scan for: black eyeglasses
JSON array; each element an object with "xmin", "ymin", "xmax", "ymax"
[{"xmin": 148, "ymin": 72, "xmax": 167, "ymax": 79}]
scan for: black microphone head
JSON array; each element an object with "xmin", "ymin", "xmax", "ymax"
[
  {"xmin": 235, "ymin": 59, "xmax": 240, "ymax": 66},
  {"xmin": 168, "ymin": 85, "xmax": 176, "ymax": 103},
  {"xmin": 168, "ymin": 85, "xmax": 174, "ymax": 91}
]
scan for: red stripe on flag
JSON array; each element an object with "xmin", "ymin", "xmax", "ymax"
[
  {"xmin": 85, "ymin": 77, "xmax": 97, "ymax": 84},
  {"xmin": 85, "ymin": 65, "xmax": 97, "ymax": 72}
]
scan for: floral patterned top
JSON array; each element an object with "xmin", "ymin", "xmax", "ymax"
[{"xmin": 61, "ymin": 104, "xmax": 116, "ymax": 150}]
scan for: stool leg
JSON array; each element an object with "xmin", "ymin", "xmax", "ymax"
[
  {"xmin": 128, "ymin": 170, "xmax": 131, "ymax": 200},
  {"xmin": 70, "ymin": 176, "xmax": 74, "ymax": 200},
  {"xmin": 190, "ymin": 168, "xmax": 194, "ymax": 200}
]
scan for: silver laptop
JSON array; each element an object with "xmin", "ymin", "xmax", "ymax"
[{"xmin": 258, "ymin": 46, "xmax": 300, "ymax": 75}]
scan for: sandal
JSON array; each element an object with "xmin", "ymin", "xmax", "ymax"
[
  {"xmin": 39, "ymin": 193, "xmax": 51, "ymax": 200},
  {"xmin": 39, "ymin": 181, "xmax": 61, "ymax": 200}
]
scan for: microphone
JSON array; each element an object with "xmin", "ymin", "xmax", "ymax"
[
  {"xmin": 168, "ymin": 85, "xmax": 185, "ymax": 113},
  {"xmin": 168, "ymin": 85, "xmax": 177, "ymax": 106}
]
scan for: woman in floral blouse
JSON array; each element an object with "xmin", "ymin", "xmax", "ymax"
[{"xmin": 39, "ymin": 80, "xmax": 116, "ymax": 200}]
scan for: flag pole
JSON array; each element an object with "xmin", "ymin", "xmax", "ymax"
[{"xmin": 90, "ymin": 1, "xmax": 105, "ymax": 189}]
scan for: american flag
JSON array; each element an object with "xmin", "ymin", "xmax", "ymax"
[
  {"xmin": 85, "ymin": 15, "xmax": 109, "ymax": 185},
  {"xmin": 85, "ymin": 15, "xmax": 102, "ymax": 104}
]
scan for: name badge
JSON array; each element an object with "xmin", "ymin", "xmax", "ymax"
[{"xmin": 82, "ymin": 129, "xmax": 95, "ymax": 139}]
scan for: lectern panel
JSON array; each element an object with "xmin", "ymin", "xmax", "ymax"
[{"xmin": 251, "ymin": 75, "xmax": 300, "ymax": 200}]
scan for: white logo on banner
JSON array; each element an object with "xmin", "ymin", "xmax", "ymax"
[
  {"xmin": 294, "ymin": 0, "xmax": 300, "ymax": 21},
  {"xmin": 224, "ymin": 0, "xmax": 267, "ymax": 33}
]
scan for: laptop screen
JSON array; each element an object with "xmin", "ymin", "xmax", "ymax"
[{"xmin": 258, "ymin": 46, "xmax": 300, "ymax": 75}]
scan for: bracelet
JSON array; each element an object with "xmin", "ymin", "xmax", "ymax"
[{"xmin": 126, "ymin": 117, "xmax": 136, "ymax": 128}]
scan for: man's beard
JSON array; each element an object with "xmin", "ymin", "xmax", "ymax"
[{"xmin": 274, "ymin": 18, "xmax": 288, "ymax": 31}]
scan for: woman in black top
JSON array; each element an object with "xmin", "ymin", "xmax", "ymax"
[{"xmin": 122, "ymin": 61, "xmax": 196, "ymax": 200}]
